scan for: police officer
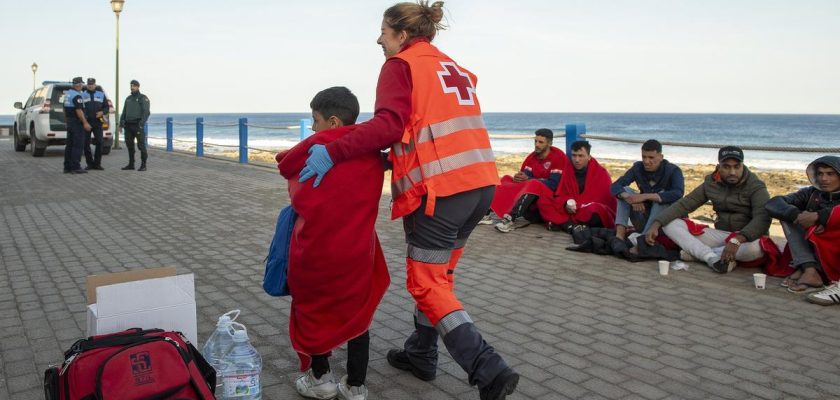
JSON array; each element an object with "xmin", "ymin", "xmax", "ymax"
[
  {"xmin": 82, "ymin": 78, "xmax": 109, "ymax": 170},
  {"xmin": 119, "ymin": 79, "xmax": 150, "ymax": 171},
  {"xmin": 63, "ymin": 77, "xmax": 91, "ymax": 174}
]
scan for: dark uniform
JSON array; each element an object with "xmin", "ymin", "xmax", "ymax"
[
  {"xmin": 120, "ymin": 79, "xmax": 150, "ymax": 170},
  {"xmin": 82, "ymin": 78, "xmax": 109, "ymax": 169},
  {"xmin": 63, "ymin": 77, "xmax": 88, "ymax": 173}
]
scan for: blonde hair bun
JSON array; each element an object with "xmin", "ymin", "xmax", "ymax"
[
  {"xmin": 427, "ymin": 1, "xmax": 444, "ymax": 24},
  {"xmin": 384, "ymin": 1, "xmax": 447, "ymax": 42}
]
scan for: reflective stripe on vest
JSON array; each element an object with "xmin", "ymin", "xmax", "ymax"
[
  {"xmin": 392, "ymin": 115, "xmax": 486, "ymax": 157},
  {"xmin": 391, "ymin": 147, "xmax": 495, "ymax": 197},
  {"xmin": 418, "ymin": 115, "xmax": 485, "ymax": 144},
  {"xmin": 391, "ymin": 137, "xmax": 414, "ymax": 157}
]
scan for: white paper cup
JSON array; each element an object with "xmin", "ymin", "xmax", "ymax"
[
  {"xmin": 658, "ymin": 260, "xmax": 669, "ymax": 276},
  {"xmin": 753, "ymin": 273, "xmax": 766, "ymax": 289}
]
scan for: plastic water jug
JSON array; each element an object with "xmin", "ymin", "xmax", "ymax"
[
  {"xmin": 202, "ymin": 310, "xmax": 240, "ymax": 391},
  {"xmin": 219, "ymin": 322, "xmax": 262, "ymax": 399}
]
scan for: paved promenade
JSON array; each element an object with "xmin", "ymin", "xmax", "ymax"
[{"xmin": 1, "ymin": 140, "xmax": 838, "ymax": 400}]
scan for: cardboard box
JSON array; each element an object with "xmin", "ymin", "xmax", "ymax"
[{"xmin": 86, "ymin": 267, "xmax": 198, "ymax": 344}]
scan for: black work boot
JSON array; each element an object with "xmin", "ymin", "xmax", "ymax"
[
  {"xmin": 441, "ymin": 318, "xmax": 510, "ymax": 390},
  {"xmin": 479, "ymin": 368, "xmax": 520, "ymax": 400},
  {"xmin": 386, "ymin": 349, "xmax": 436, "ymax": 381},
  {"xmin": 137, "ymin": 163, "xmax": 147, "ymax": 172},
  {"xmin": 121, "ymin": 163, "xmax": 135, "ymax": 170},
  {"xmin": 387, "ymin": 316, "xmax": 438, "ymax": 381}
]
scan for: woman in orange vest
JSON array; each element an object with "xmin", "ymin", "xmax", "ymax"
[{"xmin": 299, "ymin": 1, "xmax": 518, "ymax": 399}]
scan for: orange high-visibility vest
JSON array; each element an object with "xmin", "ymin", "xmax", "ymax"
[{"xmin": 390, "ymin": 42, "xmax": 499, "ymax": 219}]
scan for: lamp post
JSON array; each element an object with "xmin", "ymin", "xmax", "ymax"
[
  {"xmin": 31, "ymin": 62, "xmax": 38, "ymax": 90},
  {"xmin": 111, "ymin": 0, "xmax": 125, "ymax": 149}
]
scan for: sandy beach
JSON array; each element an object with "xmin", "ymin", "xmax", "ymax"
[
  {"xmin": 220, "ymin": 148, "xmax": 809, "ymax": 235},
  {"xmin": 223, "ymin": 149, "xmax": 809, "ymax": 195}
]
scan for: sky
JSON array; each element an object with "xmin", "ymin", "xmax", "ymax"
[{"xmin": 1, "ymin": 0, "xmax": 839, "ymax": 115}]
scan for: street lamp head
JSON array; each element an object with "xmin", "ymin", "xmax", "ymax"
[
  {"xmin": 31, "ymin": 62, "xmax": 38, "ymax": 73},
  {"xmin": 111, "ymin": 0, "xmax": 125, "ymax": 14}
]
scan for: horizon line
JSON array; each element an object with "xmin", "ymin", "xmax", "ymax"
[
  {"xmin": 0, "ymin": 111, "xmax": 840, "ymax": 117},
  {"xmin": 3, "ymin": 111, "xmax": 839, "ymax": 117}
]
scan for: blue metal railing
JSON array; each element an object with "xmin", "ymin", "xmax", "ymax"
[
  {"xmin": 564, "ymin": 123, "xmax": 586, "ymax": 154},
  {"xmin": 196, "ymin": 117, "xmax": 204, "ymax": 157},
  {"xmin": 141, "ymin": 117, "xmax": 836, "ymax": 166},
  {"xmin": 144, "ymin": 117, "xmax": 314, "ymax": 164},
  {"xmin": 143, "ymin": 118, "xmax": 589, "ymax": 164}
]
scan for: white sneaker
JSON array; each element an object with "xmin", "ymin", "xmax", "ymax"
[
  {"xmin": 494, "ymin": 215, "xmax": 515, "ymax": 233},
  {"xmin": 807, "ymin": 282, "xmax": 840, "ymax": 306},
  {"xmin": 337, "ymin": 375, "xmax": 368, "ymax": 400},
  {"xmin": 478, "ymin": 214, "xmax": 494, "ymax": 225},
  {"xmin": 296, "ymin": 369, "xmax": 338, "ymax": 399}
]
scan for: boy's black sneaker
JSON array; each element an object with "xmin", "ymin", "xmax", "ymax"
[
  {"xmin": 480, "ymin": 368, "xmax": 519, "ymax": 400},
  {"xmin": 386, "ymin": 349, "xmax": 436, "ymax": 381}
]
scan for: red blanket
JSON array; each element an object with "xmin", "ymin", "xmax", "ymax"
[
  {"xmin": 489, "ymin": 147, "xmax": 565, "ymax": 216},
  {"xmin": 490, "ymin": 177, "xmax": 551, "ymax": 217},
  {"xmin": 522, "ymin": 146, "xmax": 566, "ymax": 179},
  {"xmin": 536, "ymin": 157, "xmax": 616, "ymax": 227},
  {"xmin": 808, "ymin": 205, "xmax": 840, "ymax": 281},
  {"xmin": 276, "ymin": 126, "xmax": 390, "ymax": 371}
]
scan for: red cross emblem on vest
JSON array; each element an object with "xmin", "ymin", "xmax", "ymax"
[{"xmin": 436, "ymin": 62, "xmax": 476, "ymax": 106}]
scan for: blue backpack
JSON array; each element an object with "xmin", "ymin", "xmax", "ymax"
[{"xmin": 263, "ymin": 205, "xmax": 297, "ymax": 296}]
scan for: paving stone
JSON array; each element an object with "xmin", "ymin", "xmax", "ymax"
[
  {"xmin": 621, "ymin": 379, "xmax": 669, "ymax": 400},
  {"xmin": 3, "ymin": 144, "xmax": 840, "ymax": 399}
]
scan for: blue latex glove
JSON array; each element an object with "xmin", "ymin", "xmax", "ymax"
[{"xmin": 299, "ymin": 144, "xmax": 334, "ymax": 188}]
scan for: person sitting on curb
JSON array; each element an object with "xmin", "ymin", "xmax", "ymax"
[
  {"xmin": 536, "ymin": 140, "xmax": 616, "ymax": 233},
  {"xmin": 490, "ymin": 128, "xmax": 565, "ymax": 233},
  {"xmin": 645, "ymin": 146, "xmax": 770, "ymax": 273},
  {"xmin": 610, "ymin": 139, "xmax": 684, "ymax": 240},
  {"xmin": 766, "ymin": 155, "xmax": 840, "ymax": 294}
]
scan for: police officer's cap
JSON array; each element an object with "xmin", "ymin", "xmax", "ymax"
[
  {"xmin": 130, "ymin": 79, "xmax": 140, "ymax": 86},
  {"xmin": 72, "ymin": 77, "xmax": 84, "ymax": 85},
  {"xmin": 87, "ymin": 78, "xmax": 96, "ymax": 84}
]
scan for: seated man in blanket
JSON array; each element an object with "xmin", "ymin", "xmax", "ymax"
[
  {"xmin": 490, "ymin": 128, "xmax": 566, "ymax": 233},
  {"xmin": 536, "ymin": 140, "xmax": 616, "ymax": 233},
  {"xmin": 766, "ymin": 155, "xmax": 840, "ymax": 298}
]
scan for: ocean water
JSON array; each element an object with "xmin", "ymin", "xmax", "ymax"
[{"xmin": 3, "ymin": 113, "xmax": 837, "ymax": 170}]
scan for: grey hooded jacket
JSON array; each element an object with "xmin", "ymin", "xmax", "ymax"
[{"xmin": 765, "ymin": 155, "xmax": 840, "ymax": 227}]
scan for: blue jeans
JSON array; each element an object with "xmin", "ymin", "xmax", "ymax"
[
  {"xmin": 781, "ymin": 220, "xmax": 818, "ymax": 268},
  {"xmin": 614, "ymin": 187, "xmax": 666, "ymax": 234}
]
